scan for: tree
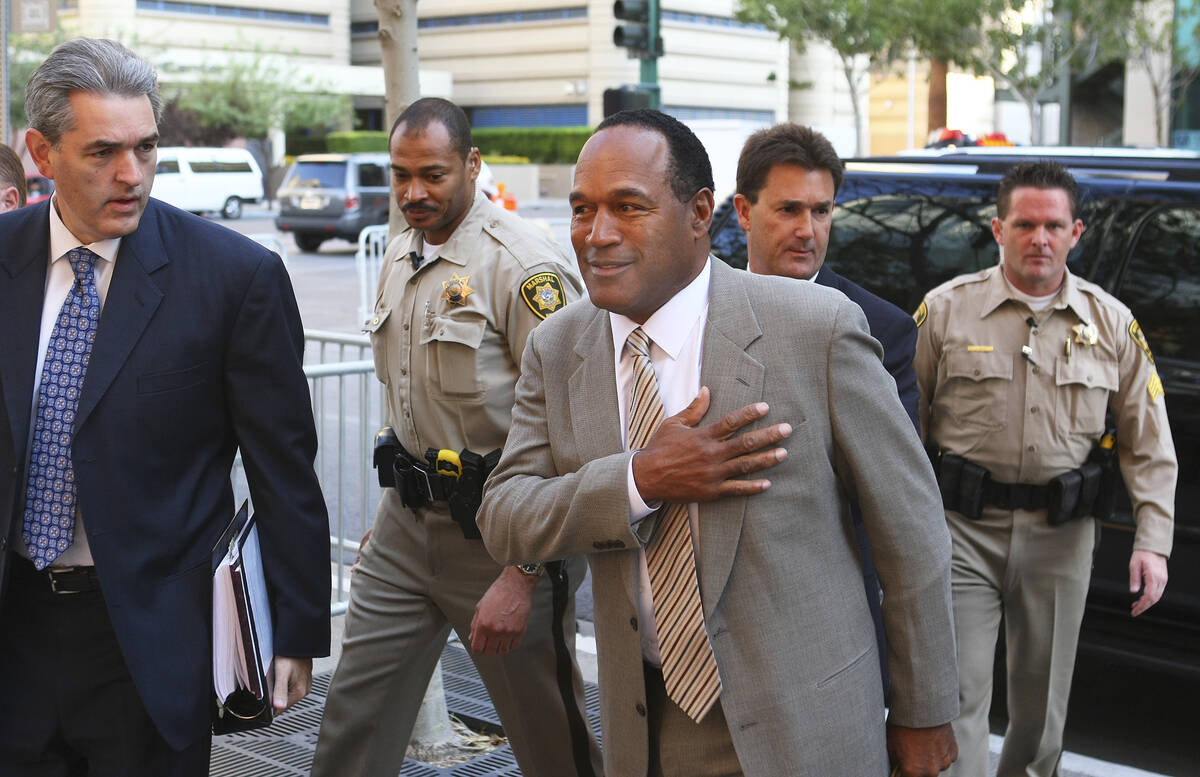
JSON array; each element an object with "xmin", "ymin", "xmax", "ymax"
[
  {"xmin": 161, "ymin": 51, "xmax": 348, "ymax": 147},
  {"xmin": 737, "ymin": 0, "xmax": 909, "ymax": 155},
  {"xmin": 1124, "ymin": 0, "xmax": 1200, "ymax": 145},
  {"xmin": 375, "ymin": 0, "xmax": 420, "ymax": 237},
  {"xmin": 906, "ymin": 0, "xmax": 1145, "ymax": 145},
  {"xmin": 370, "ymin": 0, "xmax": 466, "ymax": 760}
]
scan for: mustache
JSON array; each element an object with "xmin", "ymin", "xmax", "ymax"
[{"xmin": 402, "ymin": 201, "xmax": 436, "ymax": 213}]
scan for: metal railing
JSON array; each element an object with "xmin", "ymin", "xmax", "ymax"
[
  {"xmin": 355, "ymin": 224, "xmax": 390, "ymax": 325},
  {"xmin": 232, "ymin": 330, "xmax": 384, "ymax": 615}
]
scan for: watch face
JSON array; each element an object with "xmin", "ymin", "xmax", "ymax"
[{"xmin": 517, "ymin": 563, "xmax": 544, "ymax": 576}]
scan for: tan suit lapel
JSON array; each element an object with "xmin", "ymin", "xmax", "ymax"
[{"xmin": 698, "ymin": 261, "xmax": 765, "ymax": 618}]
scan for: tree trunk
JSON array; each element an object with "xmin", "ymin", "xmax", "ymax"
[
  {"xmin": 840, "ymin": 54, "xmax": 865, "ymax": 157},
  {"xmin": 374, "ymin": 0, "xmax": 456, "ymax": 753},
  {"xmin": 376, "ymin": 0, "xmax": 421, "ymax": 238},
  {"xmin": 928, "ymin": 60, "xmax": 948, "ymax": 138},
  {"xmin": 407, "ymin": 661, "xmax": 460, "ymax": 759}
]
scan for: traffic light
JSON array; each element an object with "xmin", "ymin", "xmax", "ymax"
[
  {"xmin": 613, "ymin": 0, "xmax": 660, "ymax": 60},
  {"xmin": 603, "ymin": 85, "xmax": 655, "ymax": 117}
]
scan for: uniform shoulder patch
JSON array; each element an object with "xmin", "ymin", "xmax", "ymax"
[
  {"xmin": 1128, "ymin": 319, "xmax": 1155, "ymax": 364},
  {"xmin": 521, "ymin": 272, "xmax": 566, "ymax": 319},
  {"xmin": 913, "ymin": 300, "xmax": 928, "ymax": 328}
]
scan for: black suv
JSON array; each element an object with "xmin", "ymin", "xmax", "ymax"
[
  {"xmin": 275, "ymin": 153, "xmax": 391, "ymax": 252},
  {"xmin": 710, "ymin": 148, "xmax": 1200, "ymax": 676}
]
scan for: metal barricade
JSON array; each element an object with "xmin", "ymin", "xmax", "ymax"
[
  {"xmin": 232, "ymin": 330, "xmax": 384, "ymax": 615},
  {"xmin": 355, "ymin": 224, "xmax": 390, "ymax": 325}
]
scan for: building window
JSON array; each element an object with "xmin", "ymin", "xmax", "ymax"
[
  {"xmin": 469, "ymin": 104, "xmax": 588, "ymax": 128},
  {"xmin": 421, "ymin": 7, "xmax": 586, "ymax": 29},
  {"xmin": 136, "ymin": 0, "xmax": 330, "ymax": 26},
  {"xmin": 664, "ymin": 106, "xmax": 775, "ymax": 123},
  {"xmin": 661, "ymin": 11, "xmax": 767, "ymax": 32}
]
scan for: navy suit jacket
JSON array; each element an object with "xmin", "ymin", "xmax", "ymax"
[
  {"xmin": 0, "ymin": 198, "xmax": 330, "ymax": 749},
  {"xmin": 815, "ymin": 266, "xmax": 920, "ymax": 433}
]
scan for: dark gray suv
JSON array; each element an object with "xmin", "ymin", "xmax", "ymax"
[
  {"xmin": 710, "ymin": 147, "xmax": 1200, "ymax": 677},
  {"xmin": 275, "ymin": 153, "xmax": 390, "ymax": 252}
]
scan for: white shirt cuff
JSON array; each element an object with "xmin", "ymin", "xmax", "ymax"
[{"xmin": 626, "ymin": 451, "xmax": 659, "ymax": 524}]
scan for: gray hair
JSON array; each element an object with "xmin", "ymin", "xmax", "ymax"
[{"xmin": 25, "ymin": 38, "xmax": 163, "ymax": 147}]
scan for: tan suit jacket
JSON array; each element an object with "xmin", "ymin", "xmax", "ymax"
[{"xmin": 479, "ymin": 259, "xmax": 959, "ymax": 776}]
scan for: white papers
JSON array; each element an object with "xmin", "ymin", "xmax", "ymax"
[{"xmin": 212, "ymin": 503, "xmax": 273, "ymax": 705}]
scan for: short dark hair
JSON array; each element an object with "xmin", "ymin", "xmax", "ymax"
[
  {"xmin": 0, "ymin": 143, "xmax": 26, "ymax": 208},
  {"xmin": 997, "ymin": 161, "xmax": 1081, "ymax": 220},
  {"xmin": 737, "ymin": 123, "xmax": 844, "ymax": 201},
  {"xmin": 389, "ymin": 97, "xmax": 473, "ymax": 159},
  {"xmin": 595, "ymin": 109, "xmax": 714, "ymax": 202}
]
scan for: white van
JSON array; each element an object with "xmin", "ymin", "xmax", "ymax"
[{"xmin": 151, "ymin": 147, "xmax": 264, "ymax": 219}]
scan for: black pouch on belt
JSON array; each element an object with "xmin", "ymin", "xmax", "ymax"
[
  {"xmin": 1047, "ymin": 469, "xmax": 1082, "ymax": 525},
  {"xmin": 957, "ymin": 460, "xmax": 989, "ymax": 521}
]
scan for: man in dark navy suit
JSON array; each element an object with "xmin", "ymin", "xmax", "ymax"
[
  {"xmin": 0, "ymin": 39, "xmax": 330, "ymax": 776},
  {"xmin": 733, "ymin": 123, "xmax": 921, "ymax": 693}
]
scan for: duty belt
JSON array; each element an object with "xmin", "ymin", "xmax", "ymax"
[{"xmin": 983, "ymin": 480, "xmax": 1049, "ymax": 512}]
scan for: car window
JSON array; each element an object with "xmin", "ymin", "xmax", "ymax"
[
  {"xmin": 828, "ymin": 194, "xmax": 997, "ymax": 312},
  {"xmin": 284, "ymin": 162, "xmax": 348, "ymax": 189},
  {"xmin": 1117, "ymin": 206, "xmax": 1200, "ymax": 363},
  {"xmin": 358, "ymin": 162, "xmax": 386, "ymax": 188},
  {"xmin": 156, "ymin": 160, "xmax": 180, "ymax": 174}
]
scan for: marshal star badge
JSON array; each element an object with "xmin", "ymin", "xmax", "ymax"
[
  {"xmin": 1072, "ymin": 321, "xmax": 1099, "ymax": 346},
  {"xmin": 520, "ymin": 272, "xmax": 566, "ymax": 319},
  {"xmin": 441, "ymin": 273, "xmax": 473, "ymax": 305},
  {"xmin": 1128, "ymin": 319, "xmax": 1155, "ymax": 364}
]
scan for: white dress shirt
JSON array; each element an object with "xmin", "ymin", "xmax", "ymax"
[
  {"xmin": 609, "ymin": 258, "xmax": 711, "ymax": 664},
  {"xmin": 18, "ymin": 195, "xmax": 122, "ymax": 567}
]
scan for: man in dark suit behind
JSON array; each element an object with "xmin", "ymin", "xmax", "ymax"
[
  {"xmin": 732, "ymin": 123, "xmax": 922, "ymax": 694},
  {"xmin": 0, "ymin": 38, "xmax": 330, "ymax": 776}
]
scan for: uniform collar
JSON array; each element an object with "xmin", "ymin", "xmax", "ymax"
[{"xmin": 979, "ymin": 263, "xmax": 1090, "ymax": 322}]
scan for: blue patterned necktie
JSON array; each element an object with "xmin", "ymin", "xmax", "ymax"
[{"xmin": 22, "ymin": 248, "xmax": 101, "ymax": 569}]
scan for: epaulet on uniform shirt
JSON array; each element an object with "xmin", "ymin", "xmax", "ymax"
[
  {"xmin": 480, "ymin": 203, "xmax": 570, "ymax": 272},
  {"xmin": 923, "ymin": 266, "xmax": 994, "ymax": 301}
]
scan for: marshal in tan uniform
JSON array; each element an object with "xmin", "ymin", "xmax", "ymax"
[
  {"xmin": 914, "ymin": 263, "xmax": 1176, "ymax": 776},
  {"xmin": 312, "ymin": 137, "xmax": 601, "ymax": 775}
]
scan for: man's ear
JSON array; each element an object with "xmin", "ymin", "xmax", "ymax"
[
  {"xmin": 26, "ymin": 128, "xmax": 55, "ymax": 179},
  {"xmin": 733, "ymin": 193, "xmax": 752, "ymax": 232},
  {"xmin": 690, "ymin": 188, "xmax": 715, "ymax": 238},
  {"xmin": 466, "ymin": 147, "xmax": 481, "ymax": 183},
  {"xmin": 0, "ymin": 186, "xmax": 19, "ymax": 213}
]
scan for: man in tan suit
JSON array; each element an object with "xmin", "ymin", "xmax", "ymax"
[{"xmin": 478, "ymin": 109, "xmax": 960, "ymax": 776}]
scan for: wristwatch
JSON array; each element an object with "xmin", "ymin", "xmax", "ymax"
[{"xmin": 515, "ymin": 562, "xmax": 545, "ymax": 577}]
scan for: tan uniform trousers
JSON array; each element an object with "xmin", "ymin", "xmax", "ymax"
[
  {"xmin": 311, "ymin": 489, "xmax": 600, "ymax": 777},
  {"xmin": 946, "ymin": 507, "xmax": 1096, "ymax": 777}
]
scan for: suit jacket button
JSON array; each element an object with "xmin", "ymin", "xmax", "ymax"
[
  {"xmin": 630, "ymin": 616, "xmax": 638, "ymax": 631},
  {"xmin": 635, "ymin": 702, "xmax": 646, "ymax": 717}
]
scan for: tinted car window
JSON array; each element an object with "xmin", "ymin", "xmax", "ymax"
[
  {"xmin": 284, "ymin": 162, "xmax": 347, "ymax": 189},
  {"xmin": 156, "ymin": 160, "xmax": 180, "ymax": 174},
  {"xmin": 358, "ymin": 162, "xmax": 386, "ymax": 188},
  {"xmin": 1119, "ymin": 206, "xmax": 1200, "ymax": 363}
]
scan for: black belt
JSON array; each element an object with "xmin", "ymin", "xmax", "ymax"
[
  {"xmin": 12, "ymin": 554, "xmax": 101, "ymax": 594},
  {"xmin": 983, "ymin": 480, "xmax": 1049, "ymax": 512}
]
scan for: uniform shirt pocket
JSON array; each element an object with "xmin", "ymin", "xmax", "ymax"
[
  {"xmin": 420, "ymin": 315, "xmax": 486, "ymax": 400},
  {"xmin": 1054, "ymin": 354, "xmax": 1118, "ymax": 435},
  {"xmin": 939, "ymin": 348, "xmax": 1014, "ymax": 430}
]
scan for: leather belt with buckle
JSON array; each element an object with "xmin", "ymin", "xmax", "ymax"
[{"xmin": 14, "ymin": 556, "xmax": 101, "ymax": 594}]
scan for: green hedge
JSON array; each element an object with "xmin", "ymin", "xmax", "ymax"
[
  {"xmin": 472, "ymin": 127, "xmax": 591, "ymax": 164},
  {"xmin": 326, "ymin": 131, "xmax": 389, "ymax": 153},
  {"xmin": 290, "ymin": 127, "xmax": 592, "ymax": 162}
]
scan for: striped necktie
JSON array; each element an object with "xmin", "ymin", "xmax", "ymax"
[
  {"xmin": 22, "ymin": 248, "xmax": 101, "ymax": 569},
  {"xmin": 625, "ymin": 327, "xmax": 722, "ymax": 721}
]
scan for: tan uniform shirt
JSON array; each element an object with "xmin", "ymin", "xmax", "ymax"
[
  {"xmin": 913, "ymin": 264, "xmax": 1176, "ymax": 555},
  {"xmin": 365, "ymin": 191, "xmax": 583, "ymax": 458}
]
